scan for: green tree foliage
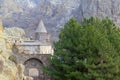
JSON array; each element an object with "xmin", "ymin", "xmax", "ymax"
[{"xmin": 46, "ymin": 17, "xmax": 120, "ymax": 80}]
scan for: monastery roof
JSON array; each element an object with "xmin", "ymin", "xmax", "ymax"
[{"xmin": 35, "ymin": 20, "xmax": 47, "ymax": 33}]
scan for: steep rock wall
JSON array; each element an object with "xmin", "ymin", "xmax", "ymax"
[{"xmin": 0, "ymin": 20, "xmax": 33, "ymax": 80}]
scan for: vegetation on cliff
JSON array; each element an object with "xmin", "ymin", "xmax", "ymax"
[{"xmin": 47, "ymin": 17, "xmax": 120, "ymax": 80}]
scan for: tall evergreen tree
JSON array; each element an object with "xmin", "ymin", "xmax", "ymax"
[{"xmin": 46, "ymin": 17, "xmax": 120, "ymax": 80}]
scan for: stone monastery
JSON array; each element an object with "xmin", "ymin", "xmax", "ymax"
[
  {"xmin": 14, "ymin": 20, "xmax": 53, "ymax": 80},
  {"xmin": 14, "ymin": 20, "xmax": 53, "ymax": 55},
  {"xmin": 0, "ymin": 19, "xmax": 53, "ymax": 80},
  {"xmin": 15, "ymin": 20, "xmax": 53, "ymax": 80}
]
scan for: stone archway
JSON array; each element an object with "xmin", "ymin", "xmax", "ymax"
[{"xmin": 24, "ymin": 58, "xmax": 44, "ymax": 80}]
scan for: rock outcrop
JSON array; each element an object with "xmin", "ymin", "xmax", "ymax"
[{"xmin": 0, "ymin": 20, "xmax": 33, "ymax": 80}]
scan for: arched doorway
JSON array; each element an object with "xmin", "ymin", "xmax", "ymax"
[{"xmin": 24, "ymin": 58, "xmax": 44, "ymax": 80}]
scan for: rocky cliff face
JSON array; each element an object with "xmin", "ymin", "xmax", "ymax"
[
  {"xmin": 0, "ymin": 20, "xmax": 33, "ymax": 80},
  {"xmin": 73, "ymin": 0, "xmax": 120, "ymax": 23},
  {"xmin": 1, "ymin": 0, "xmax": 120, "ymax": 41}
]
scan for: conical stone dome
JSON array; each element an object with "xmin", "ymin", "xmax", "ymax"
[{"xmin": 35, "ymin": 20, "xmax": 47, "ymax": 33}]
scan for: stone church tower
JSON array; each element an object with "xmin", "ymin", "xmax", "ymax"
[{"xmin": 35, "ymin": 20, "xmax": 50, "ymax": 43}]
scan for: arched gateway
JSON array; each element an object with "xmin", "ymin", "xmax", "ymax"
[
  {"xmin": 24, "ymin": 58, "xmax": 44, "ymax": 80},
  {"xmin": 12, "ymin": 20, "xmax": 53, "ymax": 80}
]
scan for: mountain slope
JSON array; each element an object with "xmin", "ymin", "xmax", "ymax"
[{"xmin": 1, "ymin": 0, "xmax": 120, "ymax": 41}]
